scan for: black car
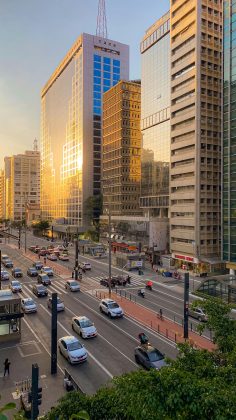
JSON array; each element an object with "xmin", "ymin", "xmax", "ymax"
[
  {"xmin": 134, "ymin": 345, "xmax": 167, "ymax": 370},
  {"xmin": 33, "ymin": 261, "xmax": 44, "ymax": 270},
  {"xmin": 32, "ymin": 284, "xmax": 48, "ymax": 297},
  {"xmin": 3, "ymin": 259, "xmax": 13, "ymax": 268},
  {"xmin": 37, "ymin": 273, "xmax": 51, "ymax": 286},
  {"xmin": 12, "ymin": 268, "xmax": 23, "ymax": 278},
  {"xmin": 27, "ymin": 267, "xmax": 38, "ymax": 277}
]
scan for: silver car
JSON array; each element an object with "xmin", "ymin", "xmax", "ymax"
[
  {"xmin": 134, "ymin": 345, "xmax": 167, "ymax": 370},
  {"xmin": 1, "ymin": 270, "xmax": 10, "ymax": 280},
  {"xmin": 72, "ymin": 316, "xmax": 97, "ymax": 338},
  {"xmin": 189, "ymin": 307, "xmax": 208, "ymax": 322},
  {"xmin": 65, "ymin": 280, "xmax": 80, "ymax": 292},
  {"xmin": 21, "ymin": 298, "xmax": 37, "ymax": 313},
  {"xmin": 10, "ymin": 280, "xmax": 22, "ymax": 293},
  {"xmin": 58, "ymin": 336, "xmax": 87, "ymax": 364},
  {"xmin": 47, "ymin": 297, "xmax": 65, "ymax": 312},
  {"xmin": 41, "ymin": 266, "xmax": 54, "ymax": 276}
]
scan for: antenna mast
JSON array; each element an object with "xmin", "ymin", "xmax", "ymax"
[
  {"xmin": 96, "ymin": 0, "xmax": 108, "ymax": 39},
  {"xmin": 33, "ymin": 138, "xmax": 38, "ymax": 151}
]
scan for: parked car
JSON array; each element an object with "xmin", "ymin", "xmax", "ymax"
[
  {"xmin": 0, "ymin": 270, "xmax": 10, "ymax": 280},
  {"xmin": 3, "ymin": 259, "xmax": 13, "ymax": 268},
  {"xmin": 59, "ymin": 254, "xmax": 69, "ymax": 261},
  {"xmin": 12, "ymin": 268, "xmax": 23, "ymax": 278},
  {"xmin": 33, "ymin": 261, "xmax": 44, "ymax": 270},
  {"xmin": 37, "ymin": 273, "xmax": 51, "ymax": 286},
  {"xmin": 47, "ymin": 296, "xmax": 65, "ymax": 311},
  {"xmin": 41, "ymin": 266, "xmax": 54, "ymax": 277},
  {"xmin": 134, "ymin": 344, "xmax": 167, "ymax": 370},
  {"xmin": 58, "ymin": 336, "xmax": 87, "ymax": 364},
  {"xmin": 32, "ymin": 284, "xmax": 48, "ymax": 297},
  {"xmin": 189, "ymin": 307, "xmax": 208, "ymax": 322},
  {"xmin": 99, "ymin": 298, "xmax": 124, "ymax": 318},
  {"xmin": 27, "ymin": 267, "xmax": 38, "ymax": 277},
  {"xmin": 65, "ymin": 280, "xmax": 80, "ymax": 292},
  {"xmin": 10, "ymin": 280, "xmax": 22, "ymax": 293},
  {"xmin": 72, "ymin": 316, "xmax": 97, "ymax": 339},
  {"xmin": 21, "ymin": 298, "xmax": 37, "ymax": 313},
  {"xmin": 47, "ymin": 254, "xmax": 57, "ymax": 261},
  {"xmin": 81, "ymin": 262, "xmax": 91, "ymax": 271}
]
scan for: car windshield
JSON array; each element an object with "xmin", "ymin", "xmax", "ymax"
[
  {"xmin": 25, "ymin": 300, "xmax": 34, "ymax": 306},
  {"xmin": 79, "ymin": 319, "xmax": 93, "ymax": 328},
  {"xmin": 15, "ymin": 268, "xmax": 21, "ymax": 272},
  {"xmin": 38, "ymin": 286, "xmax": 45, "ymax": 290},
  {"xmin": 67, "ymin": 341, "xmax": 82, "ymax": 351},
  {"xmin": 108, "ymin": 302, "xmax": 119, "ymax": 309},
  {"xmin": 147, "ymin": 350, "xmax": 163, "ymax": 362},
  {"xmin": 41, "ymin": 274, "xmax": 49, "ymax": 279},
  {"xmin": 70, "ymin": 281, "xmax": 79, "ymax": 286},
  {"xmin": 57, "ymin": 298, "xmax": 63, "ymax": 304},
  {"xmin": 12, "ymin": 281, "xmax": 20, "ymax": 286}
]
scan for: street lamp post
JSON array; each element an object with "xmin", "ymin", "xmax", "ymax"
[
  {"xmin": 24, "ymin": 223, "xmax": 27, "ymax": 253},
  {"xmin": 108, "ymin": 203, "xmax": 112, "ymax": 298}
]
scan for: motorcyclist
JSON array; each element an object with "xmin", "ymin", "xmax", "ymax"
[{"xmin": 138, "ymin": 288, "xmax": 145, "ymax": 297}]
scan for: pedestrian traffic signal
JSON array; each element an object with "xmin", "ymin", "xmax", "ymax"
[{"xmin": 37, "ymin": 386, "xmax": 42, "ymax": 406}]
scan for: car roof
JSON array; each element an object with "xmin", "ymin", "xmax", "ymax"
[
  {"xmin": 35, "ymin": 284, "xmax": 45, "ymax": 288},
  {"xmin": 23, "ymin": 297, "xmax": 34, "ymax": 302},
  {"xmin": 14, "ymin": 267, "xmax": 21, "ymax": 270},
  {"xmin": 102, "ymin": 298, "xmax": 116, "ymax": 304},
  {"xmin": 60, "ymin": 336, "xmax": 78, "ymax": 344},
  {"xmin": 76, "ymin": 316, "xmax": 89, "ymax": 321},
  {"xmin": 12, "ymin": 280, "xmax": 20, "ymax": 284}
]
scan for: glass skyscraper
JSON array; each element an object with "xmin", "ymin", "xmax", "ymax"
[
  {"xmin": 223, "ymin": 0, "xmax": 236, "ymax": 271},
  {"xmin": 41, "ymin": 33, "xmax": 129, "ymax": 227}
]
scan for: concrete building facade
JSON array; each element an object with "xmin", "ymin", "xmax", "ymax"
[
  {"xmin": 223, "ymin": 0, "xmax": 236, "ymax": 273},
  {"xmin": 4, "ymin": 151, "xmax": 40, "ymax": 222},
  {"xmin": 41, "ymin": 33, "xmax": 129, "ymax": 229},
  {"xmin": 169, "ymin": 0, "xmax": 222, "ymax": 272},
  {"xmin": 140, "ymin": 12, "xmax": 170, "ymax": 255},
  {"xmin": 102, "ymin": 80, "xmax": 142, "ymax": 216},
  {"xmin": 0, "ymin": 170, "xmax": 4, "ymax": 219}
]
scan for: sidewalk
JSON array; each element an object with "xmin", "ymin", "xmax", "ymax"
[{"xmin": 94, "ymin": 290, "xmax": 216, "ymax": 351}]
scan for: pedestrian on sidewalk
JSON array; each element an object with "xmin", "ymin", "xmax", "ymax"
[
  {"xmin": 159, "ymin": 309, "xmax": 163, "ymax": 320},
  {"xmin": 72, "ymin": 270, "xmax": 74, "ymax": 279},
  {"xmin": 3, "ymin": 358, "xmax": 11, "ymax": 376},
  {"xmin": 44, "ymin": 256, "xmax": 47, "ymax": 265}
]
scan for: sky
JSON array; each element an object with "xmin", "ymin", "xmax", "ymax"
[{"xmin": 0, "ymin": 0, "xmax": 169, "ymax": 167}]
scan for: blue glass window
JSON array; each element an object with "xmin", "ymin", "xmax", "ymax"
[
  {"xmin": 103, "ymin": 71, "xmax": 110, "ymax": 79},
  {"xmin": 93, "ymin": 99, "xmax": 101, "ymax": 107},
  {"xmin": 94, "ymin": 92, "xmax": 101, "ymax": 99},
  {"xmin": 94, "ymin": 84, "xmax": 101, "ymax": 92},
  {"xmin": 94, "ymin": 77, "xmax": 101, "ymax": 85},
  {"xmin": 103, "ymin": 57, "xmax": 111, "ymax": 64},
  {"xmin": 103, "ymin": 86, "xmax": 110, "ymax": 92},
  {"xmin": 113, "ymin": 80, "xmax": 117, "ymax": 86},
  {"xmin": 94, "ymin": 69, "xmax": 101, "ymax": 77},
  {"xmin": 103, "ymin": 79, "xmax": 111, "ymax": 87},
  {"xmin": 94, "ymin": 54, "xmax": 101, "ymax": 62},
  {"xmin": 113, "ymin": 59, "xmax": 120, "ymax": 67},
  {"xmin": 113, "ymin": 66, "xmax": 120, "ymax": 74},
  {"xmin": 113, "ymin": 73, "xmax": 120, "ymax": 81},
  {"xmin": 93, "ymin": 106, "xmax": 101, "ymax": 115},
  {"xmin": 94, "ymin": 61, "xmax": 101, "ymax": 70},
  {"xmin": 103, "ymin": 64, "xmax": 111, "ymax": 72}
]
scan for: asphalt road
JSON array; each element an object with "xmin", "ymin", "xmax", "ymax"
[{"xmin": 0, "ymin": 244, "xmax": 179, "ymax": 395}]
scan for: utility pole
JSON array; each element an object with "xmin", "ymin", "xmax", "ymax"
[
  {"xmin": 18, "ymin": 226, "xmax": 21, "ymax": 250},
  {"xmin": 24, "ymin": 224, "xmax": 27, "ymax": 253},
  {"xmin": 51, "ymin": 225, "xmax": 54, "ymax": 242},
  {"xmin": 75, "ymin": 239, "xmax": 79, "ymax": 281},
  {"xmin": 183, "ymin": 272, "xmax": 189, "ymax": 339},
  {"xmin": 108, "ymin": 202, "xmax": 111, "ymax": 298},
  {"xmin": 51, "ymin": 293, "xmax": 57, "ymax": 374},
  {"xmin": 0, "ymin": 249, "xmax": 1, "ymax": 290}
]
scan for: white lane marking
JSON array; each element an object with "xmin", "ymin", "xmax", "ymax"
[
  {"xmin": 22, "ymin": 318, "xmax": 64, "ymax": 373},
  {"xmin": 49, "ymin": 285, "xmax": 62, "ymax": 295},
  {"xmin": 39, "ymin": 304, "xmax": 114, "ymax": 379},
  {"xmin": 64, "ymin": 306, "xmax": 137, "ymax": 367}
]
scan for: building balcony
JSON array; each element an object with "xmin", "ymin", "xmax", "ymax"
[
  {"xmin": 170, "ymin": 216, "xmax": 195, "ymax": 226},
  {"xmin": 171, "ymin": 204, "xmax": 195, "ymax": 213},
  {"xmin": 171, "ymin": 13, "xmax": 196, "ymax": 39},
  {"xmin": 170, "ymin": 191, "xmax": 195, "ymax": 201},
  {"xmin": 170, "ymin": 241, "xmax": 195, "ymax": 255},
  {"xmin": 170, "ymin": 229, "xmax": 195, "ymax": 241},
  {"xmin": 171, "ymin": 106, "xmax": 195, "ymax": 125},
  {"xmin": 171, "ymin": 79, "xmax": 195, "ymax": 101},
  {"xmin": 171, "ymin": 26, "xmax": 196, "ymax": 51},
  {"xmin": 172, "ymin": 3, "xmax": 195, "ymax": 26},
  {"xmin": 171, "ymin": 135, "xmax": 195, "ymax": 150},
  {"xmin": 171, "ymin": 54, "xmax": 195, "ymax": 78},
  {"xmin": 171, "ymin": 156, "xmax": 195, "ymax": 169},
  {"xmin": 171, "ymin": 67, "xmax": 195, "ymax": 88}
]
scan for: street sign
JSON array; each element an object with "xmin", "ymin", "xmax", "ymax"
[{"xmin": 136, "ymin": 261, "xmax": 143, "ymax": 267}]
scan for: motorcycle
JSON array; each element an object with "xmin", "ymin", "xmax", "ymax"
[{"xmin": 138, "ymin": 288, "xmax": 145, "ymax": 298}]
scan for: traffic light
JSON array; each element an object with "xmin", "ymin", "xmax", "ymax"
[
  {"xmin": 31, "ymin": 364, "xmax": 42, "ymax": 420},
  {"xmin": 37, "ymin": 386, "xmax": 42, "ymax": 406}
]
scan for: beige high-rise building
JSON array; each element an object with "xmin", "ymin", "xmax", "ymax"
[
  {"xmin": 4, "ymin": 151, "xmax": 40, "ymax": 222},
  {"xmin": 102, "ymin": 80, "xmax": 142, "ymax": 216},
  {"xmin": 0, "ymin": 170, "xmax": 4, "ymax": 219},
  {"xmin": 170, "ymin": 0, "xmax": 222, "ymax": 271}
]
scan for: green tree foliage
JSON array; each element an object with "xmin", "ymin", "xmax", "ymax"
[
  {"xmin": 32, "ymin": 220, "xmax": 50, "ymax": 232},
  {"xmin": 44, "ymin": 299, "xmax": 236, "ymax": 420},
  {"xmin": 0, "ymin": 396, "xmax": 16, "ymax": 420}
]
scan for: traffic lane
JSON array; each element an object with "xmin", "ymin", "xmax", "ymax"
[
  {"xmin": 57, "ymin": 284, "xmax": 178, "ymax": 360},
  {"xmin": 21, "ymin": 286, "xmax": 114, "ymax": 394}
]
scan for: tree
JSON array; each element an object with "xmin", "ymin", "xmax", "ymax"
[
  {"xmin": 84, "ymin": 195, "xmax": 103, "ymax": 241},
  {"xmin": 32, "ymin": 220, "xmax": 50, "ymax": 236},
  {"xmin": 0, "ymin": 396, "xmax": 16, "ymax": 420},
  {"xmin": 44, "ymin": 300, "xmax": 236, "ymax": 420}
]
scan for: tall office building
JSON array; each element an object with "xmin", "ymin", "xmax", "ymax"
[
  {"xmin": 41, "ymin": 33, "xmax": 129, "ymax": 229},
  {"xmin": 103, "ymin": 80, "xmax": 142, "ymax": 216},
  {"xmin": 223, "ymin": 0, "xmax": 236, "ymax": 273},
  {"xmin": 169, "ymin": 0, "xmax": 222, "ymax": 272},
  {"xmin": 0, "ymin": 170, "xmax": 4, "ymax": 219},
  {"xmin": 140, "ymin": 13, "xmax": 170, "ymax": 251},
  {"xmin": 4, "ymin": 151, "xmax": 40, "ymax": 221}
]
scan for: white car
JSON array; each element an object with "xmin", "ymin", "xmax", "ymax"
[
  {"xmin": 47, "ymin": 297, "xmax": 65, "ymax": 312},
  {"xmin": 41, "ymin": 266, "xmax": 54, "ymax": 276},
  {"xmin": 99, "ymin": 298, "xmax": 124, "ymax": 318},
  {"xmin": 59, "ymin": 254, "xmax": 69, "ymax": 261},
  {"xmin": 58, "ymin": 336, "xmax": 87, "ymax": 364},
  {"xmin": 10, "ymin": 280, "xmax": 22, "ymax": 293},
  {"xmin": 21, "ymin": 298, "xmax": 37, "ymax": 313},
  {"xmin": 81, "ymin": 262, "xmax": 91, "ymax": 271},
  {"xmin": 1, "ymin": 270, "xmax": 10, "ymax": 280},
  {"xmin": 65, "ymin": 280, "xmax": 80, "ymax": 292},
  {"xmin": 47, "ymin": 254, "xmax": 57, "ymax": 261},
  {"xmin": 72, "ymin": 316, "xmax": 97, "ymax": 338}
]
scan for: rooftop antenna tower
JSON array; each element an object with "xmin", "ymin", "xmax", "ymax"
[
  {"xmin": 96, "ymin": 0, "xmax": 108, "ymax": 39},
  {"xmin": 33, "ymin": 138, "xmax": 38, "ymax": 151}
]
